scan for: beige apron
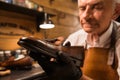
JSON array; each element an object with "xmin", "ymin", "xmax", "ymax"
[
  {"xmin": 82, "ymin": 48, "xmax": 118, "ymax": 80},
  {"xmin": 82, "ymin": 22, "xmax": 119, "ymax": 80}
]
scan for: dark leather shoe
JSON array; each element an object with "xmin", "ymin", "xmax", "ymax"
[{"xmin": 0, "ymin": 56, "xmax": 33, "ymax": 69}]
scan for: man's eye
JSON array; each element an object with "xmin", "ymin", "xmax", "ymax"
[
  {"xmin": 94, "ymin": 5, "xmax": 103, "ymax": 10},
  {"xmin": 79, "ymin": 7, "xmax": 86, "ymax": 11}
]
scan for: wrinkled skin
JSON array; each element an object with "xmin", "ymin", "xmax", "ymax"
[{"xmin": 78, "ymin": 0, "xmax": 115, "ymax": 36}]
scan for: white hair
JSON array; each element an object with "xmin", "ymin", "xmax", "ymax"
[
  {"xmin": 112, "ymin": 0, "xmax": 119, "ymax": 11},
  {"xmin": 115, "ymin": 0, "xmax": 120, "ymax": 3}
]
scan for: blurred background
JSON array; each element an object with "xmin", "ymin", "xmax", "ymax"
[{"xmin": 0, "ymin": 0, "xmax": 119, "ymax": 60}]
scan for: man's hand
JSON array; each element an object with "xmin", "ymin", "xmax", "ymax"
[
  {"xmin": 54, "ymin": 36, "xmax": 65, "ymax": 46},
  {"xmin": 45, "ymin": 36, "xmax": 65, "ymax": 46},
  {"xmin": 29, "ymin": 51, "xmax": 82, "ymax": 80}
]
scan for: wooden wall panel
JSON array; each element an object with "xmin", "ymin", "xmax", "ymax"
[
  {"xmin": 31, "ymin": 0, "xmax": 78, "ymax": 16},
  {"xmin": 31, "ymin": 0, "xmax": 80, "ymax": 39},
  {"xmin": 31, "ymin": 0, "xmax": 81, "ymax": 39},
  {"xmin": 0, "ymin": 0, "xmax": 81, "ymax": 50},
  {"xmin": 0, "ymin": 10, "xmax": 39, "ymax": 50}
]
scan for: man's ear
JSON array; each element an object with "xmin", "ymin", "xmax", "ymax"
[{"xmin": 112, "ymin": 3, "xmax": 120, "ymax": 20}]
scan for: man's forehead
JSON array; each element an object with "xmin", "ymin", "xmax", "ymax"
[{"xmin": 78, "ymin": 0, "xmax": 112, "ymax": 5}]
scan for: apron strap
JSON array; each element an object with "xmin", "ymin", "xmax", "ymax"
[
  {"xmin": 109, "ymin": 21, "xmax": 118, "ymax": 69},
  {"xmin": 84, "ymin": 21, "xmax": 118, "ymax": 69}
]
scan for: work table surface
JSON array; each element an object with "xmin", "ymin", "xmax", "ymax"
[{"xmin": 0, "ymin": 66, "xmax": 46, "ymax": 80}]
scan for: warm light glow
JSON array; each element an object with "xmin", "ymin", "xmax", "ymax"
[
  {"xmin": 39, "ymin": 13, "xmax": 55, "ymax": 29},
  {"xmin": 39, "ymin": 23, "xmax": 55, "ymax": 29}
]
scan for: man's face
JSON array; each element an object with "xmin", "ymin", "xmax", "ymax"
[{"xmin": 78, "ymin": 0, "xmax": 114, "ymax": 35}]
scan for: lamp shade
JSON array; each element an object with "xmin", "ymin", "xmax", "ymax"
[
  {"xmin": 39, "ymin": 13, "xmax": 55, "ymax": 29},
  {"xmin": 39, "ymin": 19, "xmax": 55, "ymax": 29}
]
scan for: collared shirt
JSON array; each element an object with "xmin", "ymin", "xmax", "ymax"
[
  {"xmin": 64, "ymin": 21, "xmax": 113, "ymax": 48},
  {"xmin": 86, "ymin": 22, "xmax": 113, "ymax": 48},
  {"xmin": 63, "ymin": 20, "xmax": 120, "ymax": 78}
]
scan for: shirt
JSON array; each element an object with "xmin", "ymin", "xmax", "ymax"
[{"xmin": 63, "ymin": 20, "xmax": 120, "ymax": 79}]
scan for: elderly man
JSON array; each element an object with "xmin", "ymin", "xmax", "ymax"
[
  {"xmin": 29, "ymin": 0, "xmax": 120, "ymax": 80},
  {"xmin": 62, "ymin": 0, "xmax": 120, "ymax": 79}
]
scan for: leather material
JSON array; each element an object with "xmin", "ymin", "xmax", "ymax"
[
  {"xmin": 18, "ymin": 37, "xmax": 85, "ymax": 67},
  {"xmin": 61, "ymin": 46, "xmax": 84, "ymax": 67},
  {"xmin": 0, "ymin": 56, "xmax": 32, "ymax": 69},
  {"xmin": 82, "ymin": 48, "xmax": 119, "ymax": 80}
]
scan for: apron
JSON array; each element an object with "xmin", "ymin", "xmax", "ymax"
[
  {"xmin": 82, "ymin": 48, "xmax": 118, "ymax": 80},
  {"xmin": 82, "ymin": 22, "xmax": 119, "ymax": 80}
]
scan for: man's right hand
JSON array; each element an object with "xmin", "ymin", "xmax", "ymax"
[
  {"xmin": 54, "ymin": 36, "xmax": 65, "ymax": 46},
  {"xmin": 45, "ymin": 36, "xmax": 65, "ymax": 46}
]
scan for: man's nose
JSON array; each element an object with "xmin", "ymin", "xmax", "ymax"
[{"xmin": 82, "ymin": 8, "xmax": 93, "ymax": 19}]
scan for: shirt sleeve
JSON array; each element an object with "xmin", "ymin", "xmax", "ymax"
[{"xmin": 63, "ymin": 29, "xmax": 87, "ymax": 46}]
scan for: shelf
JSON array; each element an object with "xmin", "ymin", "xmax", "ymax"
[
  {"xmin": 0, "ymin": 1, "xmax": 45, "ymax": 31},
  {"xmin": 0, "ymin": 1, "xmax": 44, "ymax": 17},
  {"xmin": 0, "ymin": 1, "xmax": 55, "ymax": 31}
]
